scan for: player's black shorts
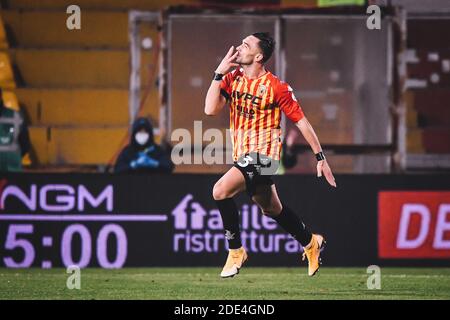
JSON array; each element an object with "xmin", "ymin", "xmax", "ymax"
[{"xmin": 233, "ymin": 152, "xmax": 279, "ymax": 196}]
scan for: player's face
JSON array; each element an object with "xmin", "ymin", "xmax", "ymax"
[{"xmin": 236, "ymin": 35, "xmax": 263, "ymax": 65}]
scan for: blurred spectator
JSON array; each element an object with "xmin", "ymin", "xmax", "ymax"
[
  {"xmin": 0, "ymin": 88, "xmax": 30, "ymax": 172},
  {"xmin": 114, "ymin": 117, "xmax": 174, "ymax": 173}
]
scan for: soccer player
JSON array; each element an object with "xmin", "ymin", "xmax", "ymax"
[{"xmin": 204, "ymin": 32, "xmax": 336, "ymax": 278}]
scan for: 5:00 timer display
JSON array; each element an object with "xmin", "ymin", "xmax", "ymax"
[{"xmin": 1, "ymin": 223, "xmax": 128, "ymax": 268}]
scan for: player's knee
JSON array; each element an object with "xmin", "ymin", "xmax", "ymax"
[
  {"xmin": 213, "ymin": 182, "xmax": 228, "ymax": 200},
  {"xmin": 260, "ymin": 204, "xmax": 282, "ymax": 217}
]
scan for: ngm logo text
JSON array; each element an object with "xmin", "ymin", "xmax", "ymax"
[{"xmin": 0, "ymin": 180, "xmax": 113, "ymax": 212}]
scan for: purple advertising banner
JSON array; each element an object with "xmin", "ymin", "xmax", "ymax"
[{"xmin": 0, "ymin": 173, "xmax": 449, "ymax": 268}]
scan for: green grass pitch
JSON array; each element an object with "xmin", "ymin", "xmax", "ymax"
[{"xmin": 1, "ymin": 267, "xmax": 449, "ymax": 300}]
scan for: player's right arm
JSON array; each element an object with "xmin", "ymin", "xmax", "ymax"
[{"xmin": 204, "ymin": 46, "xmax": 239, "ymax": 116}]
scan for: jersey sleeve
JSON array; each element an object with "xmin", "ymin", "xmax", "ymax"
[
  {"xmin": 219, "ymin": 72, "xmax": 233, "ymax": 101},
  {"xmin": 276, "ymin": 82, "xmax": 304, "ymax": 123}
]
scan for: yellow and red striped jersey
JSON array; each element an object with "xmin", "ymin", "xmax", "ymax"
[{"xmin": 220, "ymin": 68, "xmax": 304, "ymax": 161}]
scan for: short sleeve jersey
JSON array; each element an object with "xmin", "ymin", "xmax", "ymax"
[{"xmin": 220, "ymin": 68, "xmax": 304, "ymax": 161}]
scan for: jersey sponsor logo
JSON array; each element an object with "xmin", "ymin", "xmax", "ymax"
[
  {"xmin": 231, "ymin": 90, "xmax": 262, "ymax": 106},
  {"xmin": 235, "ymin": 105, "xmax": 256, "ymax": 119}
]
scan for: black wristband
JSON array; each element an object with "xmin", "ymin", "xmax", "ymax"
[
  {"xmin": 213, "ymin": 72, "xmax": 224, "ymax": 81},
  {"xmin": 315, "ymin": 151, "xmax": 325, "ymax": 161}
]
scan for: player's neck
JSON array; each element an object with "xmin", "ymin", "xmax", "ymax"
[{"xmin": 241, "ymin": 64, "xmax": 267, "ymax": 80}]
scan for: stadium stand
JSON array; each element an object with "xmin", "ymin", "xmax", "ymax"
[
  {"xmin": 406, "ymin": 19, "xmax": 450, "ymax": 154},
  {"xmin": 0, "ymin": 51, "xmax": 14, "ymax": 88},
  {"xmin": 0, "ymin": 4, "xmax": 165, "ymax": 168}
]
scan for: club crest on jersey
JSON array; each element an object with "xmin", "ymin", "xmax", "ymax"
[{"xmin": 258, "ymin": 84, "xmax": 267, "ymax": 96}]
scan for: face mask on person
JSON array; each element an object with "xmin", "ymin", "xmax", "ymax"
[{"xmin": 135, "ymin": 132, "xmax": 149, "ymax": 145}]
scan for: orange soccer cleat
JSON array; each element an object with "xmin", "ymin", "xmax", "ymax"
[
  {"xmin": 302, "ymin": 234, "xmax": 326, "ymax": 276},
  {"xmin": 220, "ymin": 246, "xmax": 248, "ymax": 278}
]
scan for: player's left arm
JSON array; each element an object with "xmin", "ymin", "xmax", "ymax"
[
  {"xmin": 295, "ymin": 117, "xmax": 336, "ymax": 187},
  {"xmin": 278, "ymin": 82, "xmax": 336, "ymax": 187}
]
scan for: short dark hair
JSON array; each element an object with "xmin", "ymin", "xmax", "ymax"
[{"xmin": 252, "ymin": 32, "xmax": 275, "ymax": 63}]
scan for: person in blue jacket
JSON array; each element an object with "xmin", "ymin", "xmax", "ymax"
[{"xmin": 114, "ymin": 117, "xmax": 174, "ymax": 174}]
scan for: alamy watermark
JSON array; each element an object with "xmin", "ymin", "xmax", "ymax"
[
  {"xmin": 66, "ymin": 5, "xmax": 81, "ymax": 30},
  {"xmin": 366, "ymin": 265, "xmax": 381, "ymax": 290},
  {"xmin": 170, "ymin": 120, "xmax": 281, "ymax": 173},
  {"xmin": 66, "ymin": 265, "xmax": 81, "ymax": 290},
  {"xmin": 366, "ymin": 5, "xmax": 381, "ymax": 30}
]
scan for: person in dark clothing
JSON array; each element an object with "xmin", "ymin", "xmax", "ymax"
[
  {"xmin": 114, "ymin": 117, "xmax": 174, "ymax": 174},
  {"xmin": 0, "ymin": 88, "xmax": 31, "ymax": 172}
]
